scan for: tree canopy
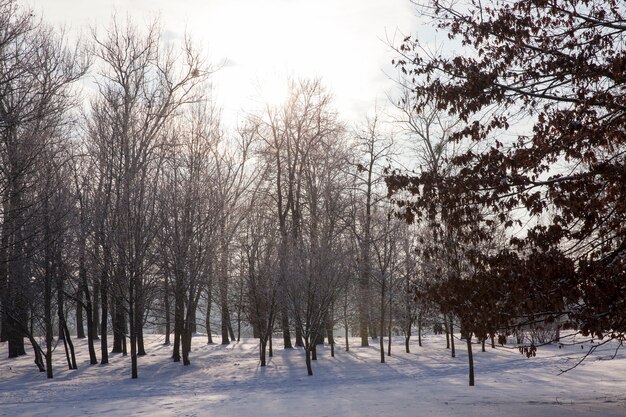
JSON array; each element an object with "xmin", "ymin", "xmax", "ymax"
[{"xmin": 387, "ymin": 0, "xmax": 626, "ymax": 342}]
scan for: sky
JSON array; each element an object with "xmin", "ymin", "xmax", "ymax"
[{"xmin": 24, "ymin": 0, "xmax": 421, "ymax": 127}]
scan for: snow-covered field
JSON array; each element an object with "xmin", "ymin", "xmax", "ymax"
[{"xmin": 1, "ymin": 334, "xmax": 625, "ymax": 416}]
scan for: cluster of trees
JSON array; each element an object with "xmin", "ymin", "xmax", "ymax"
[
  {"xmin": 388, "ymin": 0, "xmax": 625, "ymax": 385},
  {"xmin": 0, "ymin": 0, "xmax": 439, "ymax": 380},
  {"xmin": 2, "ymin": 0, "xmax": 623, "ymax": 387}
]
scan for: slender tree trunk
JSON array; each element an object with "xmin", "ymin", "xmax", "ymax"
[
  {"xmin": 326, "ymin": 315, "xmax": 335, "ymax": 358},
  {"xmin": 228, "ymin": 321, "xmax": 235, "ymax": 341},
  {"xmin": 449, "ymin": 315, "xmax": 456, "ymax": 358},
  {"xmin": 236, "ymin": 312, "xmax": 241, "ymax": 343},
  {"xmin": 182, "ymin": 325, "xmax": 191, "ymax": 366},
  {"xmin": 60, "ymin": 319, "xmax": 78, "ymax": 370},
  {"xmin": 343, "ymin": 290, "xmax": 349, "ymax": 352},
  {"xmin": 130, "ymin": 279, "xmax": 138, "ymax": 379},
  {"xmin": 260, "ymin": 337, "xmax": 267, "ymax": 366},
  {"xmin": 99, "ymin": 259, "xmax": 109, "ymax": 364},
  {"xmin": 444, "ymin": 316, "xmax": 450, "ymax": 349},
  {"xmin": 466, "ymin": 332, "xmax": 474, "ymax": 386},
  {"xmin": 219, "ymin": 232, "xmax": 231, "ymax": 345},
  {"xmin": 418, "ymin": 319, "xmax": 422, "ymax": 347},
  {"xmin": 173, "ymin": 284, "xmax": 184, "ymax": 362},
  {"xmin": 405, "ymin": 331, "xmax": 411, "ymax": 353},
  {"xmin": 387, "ymin": 291, "xmax": 392, "ymax": 357},
  {"xmin": 295, "ymin": 325, "xmax": 304, "ymax": 347},
  {"xmin": 379, "ymin": 281, "xmax": 385, "ymax": 363},
  {"xmin": 205, "ymin": 286, "xmax": 213, "ymax": 344},
  {"xmin": 0, "ymin": 213, "xmax": 9, "ymax": 344},
  {"xmin": 387, "ymin": 318, "xmax": 392, "ymax": 357},
  {"xmin": 44, "ymin": 259, "xmax": 53, "ymax": 379},
  {"xmin": 280, "ymin": 298, "xmax": 292, "ymax": 348},
  {"xmin": 4, "ymin": 184, "xmax": 27, "ymax": 358},
  {"xmin": 305, "ymin": 343, "xmax": 313, "ymax": 376},
  {"xmin": 164, "ymin": 275, "xmax": 171, "ymax": 345},
  {"xmin": 27, "ymin": 333, "xmax": 46, "ymax": 373},
  {"xmin": 190, "ymin": 319, "xmax": 197, "ymax": 334},
  {"xmin": 269, "ymin": 332, "xmax": 273, "ymax": 357},
  {"xmin": 92, "ymin": 279, "xmax": 100, "ymax": 340},
  {"xmin": 76, "ymin": 287, "xmax": 85, "ymax": 339},
  {"xmin": 80, "ymin": 251, "xmax": 97, "ymax": 364},
  {"xmin": 136, "ymin": 278, "xmax": 146, "ymax": 356},
  {"xmin": 57, "ymin": 260, "xmax": 77, "ymax": 370},
  {"xmin": 358, "ymin": 273, "xmax": 370, "ymax": 347},
  {"xmin": 112, "ymin": 297, "xmax": 125, "ymax": 354},
  {"xmin": 370, "ymin": 316, "xmax": 378, "ymax": 340},
  {"xmin": 85, "ymin": 301, "xmax": 98, "ymax": 365}
]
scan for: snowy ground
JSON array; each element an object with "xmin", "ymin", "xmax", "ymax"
[{"xmin": 1, "ymin": 333, "xmax": 625, "ymax": 416}]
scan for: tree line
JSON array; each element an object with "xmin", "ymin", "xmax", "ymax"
[
  {"xmin": 2, "ymin": 0, "xmax": 624, "ymax": 387},
  {"xmin": 0, "ymin": 0, "xmax": 435, "ymax": 380}
]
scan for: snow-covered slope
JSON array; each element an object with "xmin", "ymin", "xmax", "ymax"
[{"xmin": 1, "ymin": 334, "xmax": 625, "ymax": 416}]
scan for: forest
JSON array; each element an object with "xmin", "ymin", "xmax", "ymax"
[{"xmin": 1, "ymin": 0, "xmax": 624, "ymax": 392}]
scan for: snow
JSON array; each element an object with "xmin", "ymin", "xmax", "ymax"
[{"xmin": 1, "ymin": 334, "xmax": 625, "ymax": 416}]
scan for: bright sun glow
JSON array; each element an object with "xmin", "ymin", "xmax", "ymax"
[
  {"xmin": 255, "ymin": 73, "xmax": 290, "ymax": 108},
  {"xmin": 26, "ymin": 0, "xmax": 417, "ymax": 126}
]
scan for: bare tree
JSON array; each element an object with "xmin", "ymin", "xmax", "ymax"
[
  {"xmin": 349, "ymin": 113, "xmax": 395, "ymax": 347},
  {"xmin": 158, "ymin": 102, "xmax": 219, "ymax": 365},
  {"xmin": 0, "ymin": 0, "xmax": 86, "ymax": 371},
  {"xmin": 88, "ymin": 16, "xmax": 207, "ymax": 378}
]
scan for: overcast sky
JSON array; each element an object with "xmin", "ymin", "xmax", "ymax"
[{"xmin": 25, "ymin": 0, "xmax": 420, "ymax": 126}]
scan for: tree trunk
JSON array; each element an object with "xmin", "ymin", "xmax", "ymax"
[
  {"xmin": 305, "ymin": 345, "xmax": 313, "ymax": 376},
  {"xmin": 281, "ymin": 305, "xmax": 292, "ymax": 349},
  {"xmin": 80, "ymin": 251, "xmax": 97, "ymax": 364},
  {"xmin": 343, "ymin": 291, "xmax": 349, "ymax": 352},
  {"xmin": 164, "ymin": 275, "xmax": 171, "ymax": 345},
  {"xmin": 99, "ymin": 262, "xmax": 109, "ymax": 364},
  {"xmin": 220, "ymin": 292, "xmax": 230, "ymax": 345},
  {"xmin": 85, "ymin": 301, "xmax": 98, "ymax": 365},
  {"xmin": 260, "ymin": 337, "xmax": 267, "ymax": 366},
  {"xmin": 4, "ymin": 184, "xmax": 27, "ymax": 358},
  {"xmin": 449, "ymin": 315, "xmax": 455, "ymax": 358},
  {"xmin": 205, "ymin": 286, "xmax": 213, "ymax": 344},
  {"xmin": 358, "ymin": 274, "xmax": 370, "ymax": 347},
  {"xmin": 173, "ymin": 285, "xmax": 184, "ymax": 362},
  {"xmin": 112, "ymin": 297, "xmax": 125, "ymax": 354},
  {"xmin": 189, "ymin": 308, "xmax": 198, "ymax": 336},
  {"xmin": 219, "ymin": 234, "xmax": 231, "ymax": 345},
  {"xmin": 418, "ymin": 319, "xmax": 422, "ymax": 347},
  {"xmin": 326, "ymin": 315, "xmax": 335, "ymax": 358},
  {"xmin": 228, "ymin": 321, "xmax": 235, "ymax": 342},
  {"xmin": 76, "ymin": 287, "xmax": 85, "ymax": 339},
  {"xmin": 466, "ymin": 332, "xmax": 475, "ymax": 386},
  {"xmin": 370, "ymin": 317, "xmax": 378, "ymax": 340},
  {"xmin": 405, "ymin": 332, "xmax": 411, "ymax": 353},
  {"xmin": 92, "ymin": 279, "xmax": 100, "ymax": 340},
  {"xmin": 57, "ymin": 276, "xmax": 77, "ymax": 370},
  {"xmin": 44, "ymin": 258, "xmax": 54, "ymax": 378},
  {"xmin": 379, "ymin": 281, "xmax": 385, "ymax": 363},
  {"xmin": 295, "ymin": 325, "xmax": 304, "ymax": 347},
  {"xmin": 130, "ymin": 280, "xmax": 138, "ymax": 379},
  {"xmin": 387, "ymin": 292, "xmax": 392, "ymax": 357},
  {"xmin": 27, "ymin": 333, "xmax": 46, "ymax": 373},
  {"xmin": 182, "ymin": 326, "xmax": 191, "ymax": 366},
  {"xmin": 135, "ymin": 278, "xmax": 146, "ymax": 356},
  {"xmin": 269, "ymin": 333, "xmax": 273, "ymax": 357}
]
